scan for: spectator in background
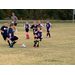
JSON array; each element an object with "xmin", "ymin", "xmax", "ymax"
[{"xmin": 11, "ymin": 13, "xmax": 18, "ymax": 32}]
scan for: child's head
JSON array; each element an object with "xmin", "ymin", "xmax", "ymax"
[
  {"xmin": 37, "ymin": 26, "xmax": 42, "ymax": 31},
  {"xmin": 10, "ymin": 23, "xmax": 14, "ymax": 28},
  {"xmin": 4, "ymin": 22, "xmax": 7, "ymax": 27},
  {"xmin": 47, "ymin": 19, "xmax": 49, "ymax": 23},
  {"xmin": 38, "ymin": 20, "xmax": 41, "ymax": 24},
  {"xmin": 26, "ymin": 21, "xmax": 29, "ymax": 24},
  {"xmin": 33, "ymin": 20, "xmax": 36, "ymax": 25},
  {"xmin": 12, "ymin": 13, "xmax": 15, "ymax": 16}
]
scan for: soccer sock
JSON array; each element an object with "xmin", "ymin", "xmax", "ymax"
[
  {"xmin": 27, "ymin": 34, "xmax": 29, "ymax": 38},
  {"xmin": 47, "ymin": 33, "xmax": 48, "ymax": 36},
  {"xmin": 49, "ymin": 32, "xmax": 50, "ymax": 37},
  {"xmin": 26, "ymin": 34, "xmax": 27, "ymax": 38},
  {"xmin": 10, "ymin": 42, "xmax": 16, "ymax": 47},
  {"xmin": 7, "ymin": 40, "xmax": 10, "ymax": 46},
  {"xmin": 34, "ymin": 41, "xmax": 36, "ymax": 46},
  {"xmin": 36, "ymin": 41, "xmax": 39, "ymax": 47}
]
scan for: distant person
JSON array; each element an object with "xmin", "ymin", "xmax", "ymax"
[
  {"xmin": 11, "ymin": 13, "xmax": 18, "ymax": 32},
  {"xmin": 20, "ymin": 17, "xmax": 22, "ymax": 20},
  {"xmin": 38, "ymin": 20, "xmax": 45, "ymax": 31},
  {"xmin": 45, "ymin": 19, "xmax": 53, "ymax": 38},
  {"xmin": 0, "ymin": 22, "xmax": 10, "ymax": 46},
  {"xmin": 24, "ymin": 21, "xmax": 30, "ymax": 39}
]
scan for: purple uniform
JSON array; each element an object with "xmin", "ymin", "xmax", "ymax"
[
  {"xmin": 38, "ymin": 23, "xmax": 44, "ymax": 27},
  {"xmin": 24, "ymin": 24, "xmax": 30, "ymax": 29},
  {"xmin": 35, "ymin": 30, "xmax": 43, "ymax": 38},
  {"xmin": 45, "ymin": 22, "xmax": 51, "ymax": 31}
]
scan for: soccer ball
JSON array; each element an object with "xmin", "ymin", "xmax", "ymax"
[{"xmin": 21, "ymin": 44, "xmax": 26, "ymax": 48}]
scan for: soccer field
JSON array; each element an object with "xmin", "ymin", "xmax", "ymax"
[{"xmin": 0, "ymin": 22, "xmax": 75, "ymax": 65}]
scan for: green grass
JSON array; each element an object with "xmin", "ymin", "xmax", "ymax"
[{"xmin": 0, "ymin": 23, "xmax": 75, "ymax": 65}]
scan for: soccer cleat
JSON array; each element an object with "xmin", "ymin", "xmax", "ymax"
[
  {"xmin": 33, "ymin": 46, "xmax": 36, "ymax": 48},
  {"xmin": 9, "ymin": 46, "xmax": 14, "ymax": 48},
  {"xmin": 49, "ymin": 36, "xmax": 51, "ymax": 38},
  {"xmin": 46, "ymin": 36, "xmax": 48, "ymax": 38},
  {"xmin": 36, "ymin": 47, "xmax": 39, "ymax": 48}
]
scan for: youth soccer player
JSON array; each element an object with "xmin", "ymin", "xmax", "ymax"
[
  {"xmin": 8, "ymin": 23, "xmax": 18, "ymax": 48},
  {"xmin": 33, "ymin": 26, "xmax": 43, "ymax": 48},
  {"xmin": 30, "ymin": 21, "xmax": 38, "ymax": 38},
  {"xmin": 45, "ymin": 19, "xmax": 53, "ymax": 38},
  {"xmin": 38, "ymin": 20, "xmax": 45, "ymax": 31},
  {"xmin": 24, "ymin": 21, "xmax": 30, "ymax": 39},
  {"xmin": 0, "ymin": 22, "xmax": 10, "ymax": 46}
]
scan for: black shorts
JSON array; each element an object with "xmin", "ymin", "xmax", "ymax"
[
  {"xmin": 25, "ymin": 28, "xmax": 29, "ymax": 32},
  {"xmin": 35, "ymin": 37, "xmax": 42, "ymax": 41},
  {"xmin": 47, "ymin": 30, "xmax": 50, "ymax": 32},
  {"xmin": 14, "ymin": 23, "xmax": 17, "ymax": 26},
  {"xmin": 11, "ymin": 36, "xmax": 18, "ymax": 41},
  {"xmin": 2, "ymin": 35, "xmax": 8, "ymax": 40}
]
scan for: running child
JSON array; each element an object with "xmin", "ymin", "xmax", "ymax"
[
  {"xmin": 8, "ymin": 23, "xmax": 18, "ymax": 48},
  {"xmin": 24, "ymin": 21, "xmax": 30, "ymax": 39},
  {"xmin": 31, "ymin": 21, "xmax": 38, "ymax": 38},
  {"xmin": 45, "ymin": 19, "xmax": 53, "ymax": 38},
  {"xmin": 38, "ymin": 20, "xmax": 45, "ymax": 31},
  {"xmin": 0, "ymin": 22, "xmax": 10, "ymax": 46},
  {"xmin": 33, "ymin": 26, "xmax": 43, "ymax": 48}
]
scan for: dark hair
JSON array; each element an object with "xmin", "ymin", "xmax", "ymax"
[
  {"xmin": 37, "ymin": 26, "xmax": 42, "ymax": 30},
  {"xmin": 26, "ymin": 20, "xmax": 29, "ymax": 22},
  {"xmin": 4, "ymin": 22, "xmax": 7, "ymax": 23},
  {"xmin": 10, "ymin": 23, "xmax": 14, "ymax": 27},
  {"xmin": 47, "ymin": 19, "xmax": 49, "ymax": 21}
]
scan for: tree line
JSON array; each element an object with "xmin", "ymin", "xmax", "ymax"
[{"xmin": 0, "ymin": 9, "xmax": 73, "ymax": 20}]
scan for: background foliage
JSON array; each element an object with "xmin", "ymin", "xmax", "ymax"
[{"xmin": 0, "ymin": 9, "xmax": 73, "ymax": 20}]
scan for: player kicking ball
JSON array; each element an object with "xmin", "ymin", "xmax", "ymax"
[
  {"xmin": 33, "ymin": 26, "xmax": 43, "ymax": 48},
  {"xmin": 24, "ymin": 21, "xmax": 30, "ymax": 39},
  {"xmin": 0, "ymin": 22, "xmax": 10, "ymax": 46},
  {"xmin": 45, "ymin": 19, "xmax": 53, "ymax": 38},
  {"xmin": 8, "ymin": 23, "xmax": 18, "ymax": 48}
]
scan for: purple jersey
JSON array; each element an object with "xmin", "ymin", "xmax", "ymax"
[
  {"xmin": 45, "ymin": 22, "xmax": 51, "ymax": 31},
  {"xmin": 35, "ymin": 30, "xmax": 43, "ymax": 38},
  {"xmin": 24, "ymin": 24, "xmax": 30, "ymax": 29},
  {"xmin": 38, "ymin": 23, "xmax": 44, "ymax": 27}
]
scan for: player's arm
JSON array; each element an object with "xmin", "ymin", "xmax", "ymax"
[
  {"xmin": 0, "ymin": 27, "xmax": 4, "ymax": 33},
  {"xmin": 30, "ymin": 25, "xmax": 33, "ymax": 29},
  {"xmin": 51, "ymin": 25, "xmax": 53, "ymax": 29},
  {"xmin": 24, "ymin": 25, "xmax": 26, "ymax": 29},
  {"xmin": 9, "ymin": 29, "xmax": 12, "ymax": 39}
]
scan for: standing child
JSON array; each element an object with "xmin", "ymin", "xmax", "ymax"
[
  {"xmin": 24, "ymin": 21, "xmax": 30, "ymax": 39},
  {"xmin": 0, "ymin": 22, "xmax": 10, "ymax": 46},
  {"xmin": 8, "ymin": 23, "xmax": 18, "ymax": 48},
  {"xmin": 45, "ymin": 19, "xmax": 53, "ymax": 38},
  {"xmin": 31, "ymin": 21, "xmax": 38, "ymax": 38},
  {"xmin": 38, "ymin": 20, "xmax": 45, "ymax": 31},
  {"xmin": 33, "ymin": 26, "xmax": 43, "ymax": 48}
]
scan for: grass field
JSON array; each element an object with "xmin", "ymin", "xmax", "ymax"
[{"xmin": 0, "ymin": 22, "xmax": 75, "ymax": 65}]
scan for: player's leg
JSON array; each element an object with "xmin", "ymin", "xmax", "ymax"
[
  {"xmin": 46, "ymin": 31, "xmax": 48, "ymax": 38},
  {"xmin": 2, "ymin": 36, "xmax": 10, "ymax": 46},
  {"xmin": 33, "ymin": 37, "xmax": 37, "ymax": 47},
  {"xmin": 48, "ymin": 31, "xmax": 51, "ymax": 38},
  {"xmin": 6, "ymin": 37, "xmax": 10, "ymax": 46},
  {"xmin": 10, "ymin": 36, "xmax": 18, "ymax": 48},
  {"xmin": 36, "ymin": 38, "xmax": 40, "ymax": 48},
  {"xmin": 14, "ymin": 23, "xmax": 17, "ymax": 32},
  {"xmin": 26, "ymin": 29, "xmax": 29, "ymax": 39}
]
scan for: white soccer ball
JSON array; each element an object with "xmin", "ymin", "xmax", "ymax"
[{"xmin": 21, "ymin": 44, "xmax": 26, "ymax": 48}]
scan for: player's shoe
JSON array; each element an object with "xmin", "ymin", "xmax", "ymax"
[
  {"xmin": 16, "ymin": 29, "xmax": 18, "ymax": 32},
  {"xmin": 46, "ymin": 36, "xmax": 48, "ymax": 38},
  {"xmin": 49, "ymin": 36, "xmax": 51, "ymax": 38},
  {"xmin": 9, "ymin": 46, "xmax": 14, "ymax": 48},
  {"xmin": 33, "ymin": 46, "xmax": 36, "ymax": 48},
  {"xmin": 36, "ymin": 47, "xmax": 39, "ymax": 48}
]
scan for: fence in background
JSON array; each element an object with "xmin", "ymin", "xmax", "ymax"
[{"xmin": 0, "ymin": 20, "xmax": 74, "ymax": 23}]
